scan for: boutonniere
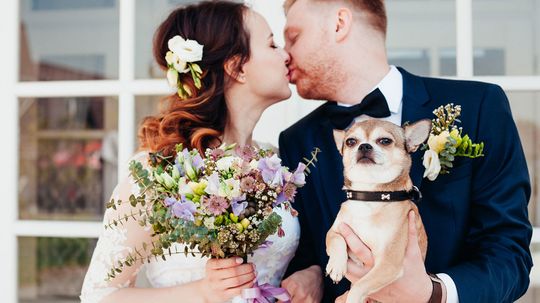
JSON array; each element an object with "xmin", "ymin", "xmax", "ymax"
[{"xmin": 422, "ymin": 103, "xmax": 485, "ymax": 181}]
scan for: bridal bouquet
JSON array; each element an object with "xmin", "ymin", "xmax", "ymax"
[{"xmin": 105, "ymin": 143, "xmax": 318, "ymax": 282}]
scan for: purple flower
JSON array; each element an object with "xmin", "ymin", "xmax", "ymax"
[
  {"xmin": 231, "ymin": 194, "xmax": 248, "ymax": 216},
  {"xmin": 203, "ymin": 195, "xmax": 229, "ymax": 216},
  {"xmin": 192, "ymin": 153, "xmax": 204, "ymax": 171},
  {"xmin": 164, "ymin": 196, "xmax": 197, "ymax": 222},
  {"xmin": 275, "ymin": 191, "xmax": 287, "ymax": 206},
  {"xmin": 258, "ymin": 154, "xmax": 284, "ymax": 187},
  {"xmin": 164, "ymin": 197, "xmax": 177, "ymax": 207},
  {"xmin": 291, "ymin": 163, "xmax": 306, "ymax": 186}
]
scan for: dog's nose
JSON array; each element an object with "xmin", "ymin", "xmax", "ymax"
[{"xmin": 359, "ymin": 143, "xmax": 373, "ymax": 152}]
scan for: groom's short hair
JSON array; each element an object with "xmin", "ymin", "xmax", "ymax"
[{"xmin": 284, "ymin": 0, "xmax": 387, "ymax": 34}]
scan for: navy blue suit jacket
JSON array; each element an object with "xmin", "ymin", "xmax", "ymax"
[{"xmin": 279, "ymin": 68, "xmax": 532, "ymax": 303}]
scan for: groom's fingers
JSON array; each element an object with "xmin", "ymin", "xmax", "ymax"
[
  {"xmin": 406, "ymin": 211, "xmax": 421, "ymax": 258},
  {"xmin": 338, "ymin": 223, "xmax": 374, "ymax": 266},
  {"xmin": 344, "ymin": 258, "xmax": 370, "ymax": 282}
]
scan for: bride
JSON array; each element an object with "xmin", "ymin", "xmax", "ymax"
[{"xmin": 80, "ymin": 1, "xmax": 313, "ymax": 302}]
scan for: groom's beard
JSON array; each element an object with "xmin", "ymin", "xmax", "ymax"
[{"xmin": 293, "ymin": 54, "xmax": 345, "ymax": 101}]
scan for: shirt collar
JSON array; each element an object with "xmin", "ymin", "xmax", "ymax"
[{"xmin": 338, "ymin": 65, "xmax": 403, "ymax": 114}]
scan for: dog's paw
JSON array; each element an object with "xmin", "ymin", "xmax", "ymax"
[{"xmin": 326, "ymin": 255, "xmax": 347, "ymax": 283}]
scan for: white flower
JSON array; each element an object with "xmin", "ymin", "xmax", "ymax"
[
  {"xmin": 203, "ymin": 217, "xmax": 215, "ymax": 229},
  {"xmin": 166, "ymin": 69, "xmax": 178, "ymax": 89},
  {"xmin": 178, "ymin": 177, "xmax": 193, "ymax": 196},
  {"xmin": 249, "ymin": 159, "xmax": 259, "ymax": 170},
  {"xmin": 168, "ymin": 35, "xmax": 203, "ymax": 63},
  {"xmin": 160, "ymin": 172, "xmax": 176, "ymax": 189},
  {"xmin": 216, "ymin": 156, "xmax": 235, "ymax": 171},
  {"xmin": 220, "ymin": 178, "xmax": 241, "ymax": 199},
  {"xmin": 423, "ymin": 150, "xmax": 442, "ymax": 181}
]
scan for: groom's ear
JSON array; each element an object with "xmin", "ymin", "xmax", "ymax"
[
  {"xmin": 335, "ymin": 7, "xmax": 353, "ymax": 43},
  {"xmin": 224, "ymin": 56, "xmax": 246, "ymax": 84}
]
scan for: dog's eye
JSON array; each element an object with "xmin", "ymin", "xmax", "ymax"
[
  {"xmin": 378, "ymin": 138, "xmax": 393, "ymax": 146},
  {"xmin": 345, "ymin": 138, "xmax": 358, "ymax": 147}
]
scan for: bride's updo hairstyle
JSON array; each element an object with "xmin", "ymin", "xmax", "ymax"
[{"xmin": 139, "ymin": 1, "xmax": 251, "ymax": 156}]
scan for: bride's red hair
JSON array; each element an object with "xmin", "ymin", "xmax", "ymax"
[{"xmin": 139, "ymin": 1, "xmax": 251, "ymax": 156}]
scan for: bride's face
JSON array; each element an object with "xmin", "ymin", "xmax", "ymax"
[{"xmin": 241, "ymin": 11, "xmax": 292, "ymax": 103}]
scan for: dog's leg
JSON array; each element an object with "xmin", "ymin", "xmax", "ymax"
[
  {"xmin": 345, "ymin": 226, "xmax": 408, "ymax": 303},
  {"xmin": 326, "ymin": 229, "xmax": 348, "ymax": 283},
  {"xmin": 345, "ymin": 256, "xmax": 403, "ymax": 303}
]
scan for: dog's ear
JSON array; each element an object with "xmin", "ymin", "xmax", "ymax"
[
  {"xmin": 404, "ymin": 119, "xmax": 432, "ymax": 153},
  {"xmin": 333, "ymin": 129, "xmax": 346, "ymax": 155}
]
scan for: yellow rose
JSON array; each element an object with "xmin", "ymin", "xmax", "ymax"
[{"xmin": 427, "ymin": 131, "xmax": 450, "ymax": 154}]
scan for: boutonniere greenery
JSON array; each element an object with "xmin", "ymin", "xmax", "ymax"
[{"xmin": 422, "ymin": 104, "xmax": 484, "ymax": 181}]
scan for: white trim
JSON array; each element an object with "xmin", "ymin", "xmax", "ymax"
[
  {"xmin": 1, "ymin": 0, "xmax": 19, "ymax": 301},
  {"xmin": 14, "ymin": 221, "xmax": 102, "ymax": 238},
  {"xmin": 456, "ymin": 0, "xmax": 473, "ymax": 77},
  {"xmin": 118, "ymin": 0, "xmax": 136, "ymax": 179},
  {"xmin": 13, "ymin": 77, "xmax": 540, "ymax": 97},
  {"xmin": 14, "ymin": 79, "xmax": 170, "ymax": 97},
  {"xmin": 445, "ymin": 76, "xmax": 540, "ymax": 91}
]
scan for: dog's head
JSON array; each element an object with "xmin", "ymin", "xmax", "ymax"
[{"xmin": 334, "ymin": 119, "xmax": 431, "ymax": 187}]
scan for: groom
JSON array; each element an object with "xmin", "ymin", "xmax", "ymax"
[{"xmin": 278, "ymin": 0, "xmax": 532, "ymax": 302}]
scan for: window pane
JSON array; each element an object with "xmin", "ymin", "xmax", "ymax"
[
  {"xmin": 473, "ymin": 0, "xmax": 540, "ymax": 75},
  {"xmin": 19, "ymin": 0, "xmax": 119, "ymax": 81},
  {"xmin": 507, "ymin": 92, "xmax": 540, "ymax": 227},
  {"xmin": 135, "ymin": 0, "xmax": 201, "ymax": 79},
  {"xmin": 19, "ymin": 97, "xmax": 119, "ymax": 221},
  {"xmin": 387, "ymin": 1, "xmax": 456, "ymax": 76},
  {"xmin": 18, "ymin": 237, "xmax": 97, "ymax": 303}
]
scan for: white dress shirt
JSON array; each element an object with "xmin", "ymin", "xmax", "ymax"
[{"xmin": 340, "ymin": 65, "xmax": 459, "ymax": 303}]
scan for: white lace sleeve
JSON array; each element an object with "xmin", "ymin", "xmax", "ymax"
[{"xmin": 80, "ymin": 151, "xmax": 154, "ymax": 303}]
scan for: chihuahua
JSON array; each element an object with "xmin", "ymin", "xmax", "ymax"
[{"xmin": 326, "ymin": 119, "xmax": 432, "ymax": 303}]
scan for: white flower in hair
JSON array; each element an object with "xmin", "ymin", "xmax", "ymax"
[
  {"xmin": 165, "ymin": 35, "xmax": 204, "ymax": 98},
  {"xmin": 168, "ymin": 35, "xmax": 204, "ymax": 64}
]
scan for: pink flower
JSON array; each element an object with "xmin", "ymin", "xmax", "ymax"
[
  {"xmin": 283, "ymin": 183, "xmax": 297, "ymax": 200},
  {"xmin": 235, "ymin": 145, "xmax": 257, "ymax": 162},
  {"xmin": 240, "ymin": 176, "xmax": 256, "ymax": 193},
  {"xmin": 202, "ymin": 195, "xmax": 229, "ymax": 216}
]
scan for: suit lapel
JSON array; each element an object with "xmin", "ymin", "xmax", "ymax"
[
  {"xmin": 398, "ymin": 67, "xmax": 434, "ymax": 187},
  {"xmin": 314, "ymin": 107, "xmax": 347, "ymax": 218}
]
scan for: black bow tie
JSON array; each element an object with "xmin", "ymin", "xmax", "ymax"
[{"xmin": 326, "ymin": 88, "xmax": 391, "ymax": 130}]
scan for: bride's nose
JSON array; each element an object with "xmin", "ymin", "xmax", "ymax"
[{"xmin": 281, "ymin": 49, "xmax": 291, "ymax": 65}]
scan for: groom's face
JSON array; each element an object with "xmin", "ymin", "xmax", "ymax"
[{"xmin": 284, "ymin": 0, "xmax": 337, "ymax": 100}]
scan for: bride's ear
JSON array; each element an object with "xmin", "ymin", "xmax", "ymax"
[{"xmin": 224, "ymin": 56, "xmax": 246, "ymax": 84}]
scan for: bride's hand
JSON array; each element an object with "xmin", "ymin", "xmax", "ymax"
[{"xmin": 199, "ymin": 257, "xmax": 257, "ymax": 303}]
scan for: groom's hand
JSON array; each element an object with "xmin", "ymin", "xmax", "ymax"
[
  {"xmin": 338, "ymin": 211, "xmax": 441, "ymax": 303},
  {"xmin": 279, "ymin": 265, "xmax": 323, "ymax": 303}
]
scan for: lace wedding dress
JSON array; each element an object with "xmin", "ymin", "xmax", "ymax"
[{"xmin": 80, "ymin": 149, "xmax": 300, "ymax": 303}]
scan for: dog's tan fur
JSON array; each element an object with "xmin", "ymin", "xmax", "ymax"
[{"xmin": 326, "ymin": 119, "xmax": 431, "ymax": 303}]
